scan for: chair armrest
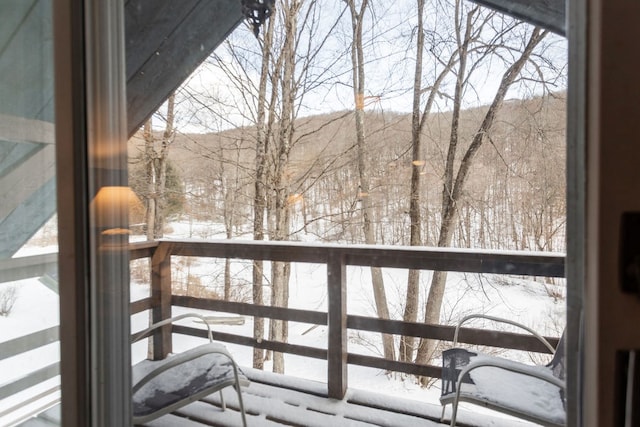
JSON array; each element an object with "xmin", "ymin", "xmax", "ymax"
[
  {"xmin": 453, "ymin": 314, "xmax": 555, "ymax": 353},
  {"xmin": 132, "ymin": 313, "xmax": 214, "ymax": 344}
]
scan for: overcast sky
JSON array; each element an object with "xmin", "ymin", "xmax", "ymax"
[{"xmin": 163, "ymin": 0, "xmax": 567, "ymax": 134}]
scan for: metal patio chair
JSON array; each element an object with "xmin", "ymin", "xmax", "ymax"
[
  {"xmin": 440, "ymin": 314, "xmax": 565, "ymax": 426},
  {"xmin": 131, "ymin": 313, "xmax": 249, "ymax": 426}
]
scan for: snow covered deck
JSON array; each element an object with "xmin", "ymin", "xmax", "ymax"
[
  {"xmin": 20, "ymin": 366, "xmax": 530, "ymax": 427},
  {"xmin": 141, "ymin": 370, "xmax": 444, "ymax": 427}
]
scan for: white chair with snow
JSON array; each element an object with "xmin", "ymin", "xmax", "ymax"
[
  {"xmin": 440, "ymin": 314, "xmax": 566, "ymax": 426},
  {"xmin": 131, "ymin": 313, "xmax": 249, "ymax": 426}
]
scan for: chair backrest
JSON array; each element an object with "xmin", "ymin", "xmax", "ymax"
[{"xmin": 441, "ymin": 348, "xmax": 478, "ymax": 396}]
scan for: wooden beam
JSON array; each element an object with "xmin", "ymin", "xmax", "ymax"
[
  {"xmin": 125, "ymin": 0, "xmax": 244, "ymax": 136},
  {"xmin": 172, "ymin": 295, "xmax": 327, "ymax": 325},
  {"xmin": 0, "ymin": 144, "xmax": 55, "ymax": 220},
  {"xmin": 130, "ymin": 297, "xmax": 153, "ymax": 315},
  {"xmin": 129, "ymin": 240, "xmax": 158, "ymax": 260},
  {"xmin": 347, "ymin": 315, "xmax": 559, "ymax": 353},
  {"xmin": 151, "ymin": 242, "xmax": 173, "ymax": 359},
  {"xmin": 0, "ymin": 143, "xmax": 56, "ymax": 258},
  {"xmin": 173, "ymin": 325, "xmax": 328, "ymax": 360},
  {"xmin": 327, "ymin": 252, "xmax": 347, "ymax": 399},
  {"xmin": 0, "ymin": 142, "xmax": 40, "ymax": 182},
  {"xmin": 0, "ymin": 177, "xmax": 56, "ymax": 258},
  {"xmin": 347, "ymin": 353, "xmax": 441, "ymax": 379},
  {"xmin": 467, "ymin": 0, "xmax": 565, "ymax": 36},
  {"xmin": 0, "ymin": 114, "xmax": 55, "ymax": 144}
]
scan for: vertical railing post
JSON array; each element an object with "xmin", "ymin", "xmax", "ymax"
[
  {"xmin": 150, "ymin": 242, "xmax": 172, "ymax": 360},
  {"xmin": 327, "ymin": 251, "xmax": 347, "ymax": 399}
]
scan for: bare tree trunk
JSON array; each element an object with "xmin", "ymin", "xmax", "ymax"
[
  {"xmin": 251, "ymin": 10, "xmax": 277, "ymax": 371},
  {"xmin": 223, "ymin": 139, "xmax": 242, "ymax": 301},
  {"xmin": 154, "ymin": 92, "xmax": 175, "ymax": 238},
  {"xmin": 269, "ymin": 0, "xmax": 300, "ymax": 374},
  {"xmin": 142, "ymin": 92, "xmax": 175, "ymax": 241},
  {"xmin": 400, "ymin": 0, "xmax": 461, "ymax": 363},
  {"xmin": 269, "ymin": 225, "xmax": 291, "ymax": 372},
  {"xmin": 346, "ymin": 0, "xmax": 395, "ymax": 361},
  {"xmin": 143, "ymin": 93, "xmax": 175, "ymax": 359},
  {"xmin": 143, "ymin": 119, "xmax": 156, "ymax": 241},
  {"xmin": 224, "ymin": 194, "xmax": 232, "ymax": 299},
  {"xmin": 416, "ymin": 3, "xmax": 480, "ymax": 372},
  {"xmin": 143, "ymin": 118, "xmax": 155, "ymax": 360},
  {"xmin": 400, "ymin": 0, "xmax": 426, "ymax": 363}
]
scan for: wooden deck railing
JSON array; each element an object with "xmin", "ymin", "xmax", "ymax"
[
  {"xmin": 0, "ymin": 253, "xmax": 60, "ymax": 424},
  {"xmin": 130, "ymin": 239, "xmax": 565, "ymax": 399},
  {"xmin": 0, "ymin": 242, "xmax": 565, "ymax": 412}
]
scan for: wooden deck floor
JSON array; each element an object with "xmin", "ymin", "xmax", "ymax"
[
  {"xmin": 141, "ymin": 369, "xmax": 447, "ymax": 427},
  {"xmin": 19, "ymin": 369, "xmax": 526, "ymax": 427}
]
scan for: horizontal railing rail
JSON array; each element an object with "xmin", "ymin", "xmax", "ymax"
[
  {"xmin": 169, "ymin": 294, "xmax": 559, "ymax": 352},
  {"xmin": 0, "ymin": 363, "xmax": 60, "ymax": 401},
  {"xmin": 131, "ymin": 239, "xmax": 565, "ymax": 399},
  {"xmin": 154, "ymin": 239, "xmax": 565, "ymax": 277},
  {"xmin": 0, "ymin": 326, "xmax": 59, "ymax": 362},
  {"xmin": 0, "ymin": 253, "xmax": 57, "ymax": 283},
  {"xmin": 0, "ymin": 327, "xmax": 60, "ymax": 407}
]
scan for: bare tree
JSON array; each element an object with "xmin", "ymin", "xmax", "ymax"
[
  {"xmin": 251, "ymin": 8, "xmax": 276, "ymax": 370},
  {"xmin": 141, "ymin": 92, "xmax": 176, "ymax": 239},
  {"xmin": 345, "ymin": 0, "xmax": 395, "ymax": 361},
  {"xmin": 235, "ymin": 0, "xmax": 349, "ymax": 372},
  {"xmin": 400, "ymin": 0, "xmax": 461, "ymax": 363},
  {"xmin": 143, "ymin": 120, "xmax": 156, "ymax": 239},
  {"xmin": 264, "ymin": 0, "xmax": 304, "ymax": 374},
  {"xmin": 135, "ymin": 92, "xmax": 177, "ymax": 360},
  {"xmin": 400, "ymin": 0, "xmax": 426, "ymax": 364},
  {"xmin": 414, "ymin": 4, "xmax": 549, "ymax": 373}
]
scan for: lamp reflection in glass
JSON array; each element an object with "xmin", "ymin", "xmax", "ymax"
[{"xmin": 90, "ymin": 186, "xmax": 143, "ymax": 236}]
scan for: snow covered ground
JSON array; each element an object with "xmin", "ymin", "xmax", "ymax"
[{"xmin": 0, "ymin": 219, "xmax": 565, "ymax": 426}]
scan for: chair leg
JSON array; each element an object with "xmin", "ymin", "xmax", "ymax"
[
  {"xmin": 440, "ymin": 404, "xmax": 447, "ymax": 422},
  {"xmin": 450, "ymin": 399, "xmax": 459, "ymax": 427},
  {"xmin": 236, "ymin": 384, "xmax": 247, "ymax": 427},
  {"xmin": 219, "ymin": 390, "xmax": 226, "ymax": 411}
]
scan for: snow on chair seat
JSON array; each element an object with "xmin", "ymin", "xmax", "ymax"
[
  {"xmin": 440, "ymin": 315, "xmax": 565, "ymax": 427},
  {"xmin": 131, "ymin": 314, "xmax": 249, "ymax": 426}
]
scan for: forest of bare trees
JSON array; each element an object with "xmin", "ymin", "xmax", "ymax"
[
  {"xmin": 129, "ymin": 0, "xmax": 567, "ymax": 380},
  {"xmin": 135, "ymin": 97, "xmax": 565, "ymax": 251}
]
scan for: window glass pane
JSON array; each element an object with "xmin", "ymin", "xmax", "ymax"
[
  {"xmin": 126, "ymin": 1, "xmax": 568, "ymax": 424},
  {"xmin": 0, "ymin": 0, "xmax": 60, "ymax": 425}
]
